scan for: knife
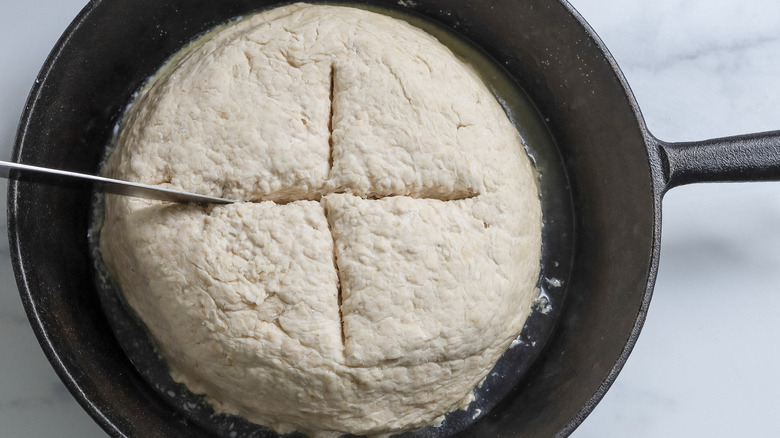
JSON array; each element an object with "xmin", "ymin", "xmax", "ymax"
[{"xmin": 0, "ymin": 160, "xmax": 235, "ymax": 204}]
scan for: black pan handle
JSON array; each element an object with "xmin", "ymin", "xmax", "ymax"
[{"xmin": 657, "ymin": 130, "xmax": 780, "ymax": 192}]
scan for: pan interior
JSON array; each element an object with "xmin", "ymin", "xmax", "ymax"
[{"xmin": 87, "ymin": 3, "xmax": 575, "ymax": 438}]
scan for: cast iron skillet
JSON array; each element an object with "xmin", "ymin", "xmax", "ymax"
[{"xmin": 7, "ymin": 0, "xmax": 780, "ymax": 437}]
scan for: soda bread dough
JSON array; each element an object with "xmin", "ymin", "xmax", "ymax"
[{"xmin": 100, "ymin": 3, "xmax": 542, "ymax": 437}]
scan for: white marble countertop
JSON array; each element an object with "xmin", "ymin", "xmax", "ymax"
[{"xmin": 2, "ymin": 0, "xmax": 779, "ymax": 436}]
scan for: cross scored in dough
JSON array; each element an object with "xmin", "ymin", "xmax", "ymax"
[{"xmin": 285, "ymin": 64, "xmax": 479, "ymax": 360}]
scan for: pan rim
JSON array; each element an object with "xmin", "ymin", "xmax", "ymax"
[
  {"xmin": 7, "ymin": 0, "xmax": 129, "ymax": 436},
  {"xmin": 554, "ymin": 1, "xmax": 664, "ymax": 436}
]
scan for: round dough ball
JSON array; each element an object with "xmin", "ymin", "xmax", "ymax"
[{"xmin": 100, "ymin": 3, "xmax": 542, "ymax": 436}]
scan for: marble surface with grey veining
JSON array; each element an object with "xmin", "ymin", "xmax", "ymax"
[{"xmin": 2, "ymin": 0, "xmax": 779, "ymax": 436}]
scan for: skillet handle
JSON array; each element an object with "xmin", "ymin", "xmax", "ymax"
[{"xmin": 657, "ymin": 130, "xmax": 780, "ymax": 192}]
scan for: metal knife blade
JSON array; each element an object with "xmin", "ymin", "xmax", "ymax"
[{"xmin": 1, "ymin": 160, "xmax": 236, "ymax": 204}]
